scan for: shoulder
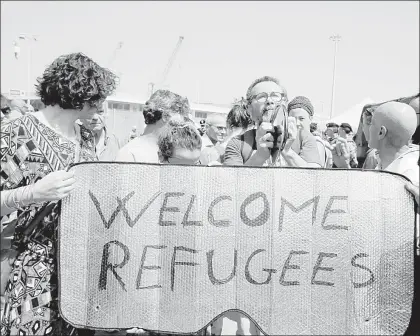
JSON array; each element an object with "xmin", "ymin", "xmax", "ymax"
[
  {"xmin": 201, "ymin": 134, "xmax": 214, "ymax": 148},
  {"xmin": 239, "ymin": 129, "xmax": 256, "ymax": 144},
  {"xmin": 116, "ymin": 137, "xmax": 159, "ymax": 163},
  {"xmin": 299, "ymin": 129, "xmax": 318, "ymax": 147}
]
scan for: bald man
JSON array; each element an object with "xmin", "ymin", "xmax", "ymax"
[
  {"xmin": 199, "ymin": 114, "xmax": 227, "ymax": 165},
  {"xmin": 369, "ymin": 101, "xmax": 418, "ymax": 184}
]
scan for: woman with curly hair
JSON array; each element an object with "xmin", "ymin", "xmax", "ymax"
[
  {"xmin": 116, "ymin": 89, "xmax": 191, "ymax": 163},
  {"xmin": 0, "ymin": 52, "xmax": 117, "ymax": 336}
]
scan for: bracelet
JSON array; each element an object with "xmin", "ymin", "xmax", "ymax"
[
  {"xmin": 3, "ymin": 190, "xmax": 16, "ymax": 211},
  {"xmin": 4, "ymin": 186, "xmax": 35, "ymax": 211}
]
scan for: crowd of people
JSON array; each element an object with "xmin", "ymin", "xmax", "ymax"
[{"xmin": 0, "ymin": 52, "xmax": 419, "ymax": 336}]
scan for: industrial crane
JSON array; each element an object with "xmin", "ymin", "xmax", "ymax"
[
  {"xmin": 149, "ymin": 36, "xmax": 184, "ymax": 96},
  {"xmin": 108, "ymin": 42, "xmax": 124, "ymax": 68}
]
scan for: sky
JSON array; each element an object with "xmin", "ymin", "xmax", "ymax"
[{"xmin": 1, "ymin": 1, "xmax": 419, "ymax": 118}]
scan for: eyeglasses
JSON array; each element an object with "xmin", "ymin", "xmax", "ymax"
[{"xmin": 250, "ymin": 92, "xmax": 286, "ymax": 103}]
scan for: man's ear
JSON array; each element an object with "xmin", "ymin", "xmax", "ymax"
[{"xmin": 379, "ymin": 126, "xmax": 387, "ymax": 140}]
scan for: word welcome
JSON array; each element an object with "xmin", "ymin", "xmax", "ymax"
[{"xmin": 88, "ymin": 191, "xmax": 349, "ymax": 231}]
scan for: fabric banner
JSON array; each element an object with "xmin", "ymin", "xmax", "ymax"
[{"xmin": 59, "ymin": 162, "xmax": 415, "ymax": 335}]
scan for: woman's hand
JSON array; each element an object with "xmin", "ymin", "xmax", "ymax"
[{"xmin": 32, "ymin": 170, "xmax": 76, "ymax": 203}]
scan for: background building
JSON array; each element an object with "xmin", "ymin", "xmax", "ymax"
[{"xmin": 2, "ymin": 89, "xmax": 230, "ymax": 143}]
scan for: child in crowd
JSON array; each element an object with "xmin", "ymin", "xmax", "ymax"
[{"xmin": 158, "ymin": 118, "xmax": 202, "ymax": 165}]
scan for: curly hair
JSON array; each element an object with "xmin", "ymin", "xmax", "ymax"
[
  {"xmin": 158, "ymin": 119, "xmax": 202, "ymax": 161},
  {"xmin": 226, "ymin": 100, "xmax": 252, "ymax": 129},
  {"xmin": 143, "ymin": 89, "xmax": 190, "ymax": 125},
  {"xmin": 246, "ymin": 76, "xmax": 287, "ymax": 101},
  {"xmin": 35, "ymin": 52, "xmax": 117, "ymax": 110}
]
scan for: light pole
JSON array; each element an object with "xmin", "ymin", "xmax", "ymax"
[
  {"xmin": 329, "ymin": 34, "xmax": 341, "ymax": 119},
  {"xmin": 18, "ymin": 34, "xmax": 38, "ymax": 104}
]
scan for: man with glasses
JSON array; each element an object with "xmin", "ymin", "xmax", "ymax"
[
  {"xmin": 223, "ymin": 76, "xmax": 322, "ymax": 167},
  {"xmin": 199, "ymin": 114, "xmax": 227, "ymax": 165}
]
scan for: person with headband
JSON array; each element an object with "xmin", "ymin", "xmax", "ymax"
[
  {"xmin": 0, "ymin": 52, "xmax": 117, "ymax": 336},
  {"xmin": 288, "ymin": 96, "xmax": 329, "ymax": 168},
  {"xmin": 223, "ymin": 76, "xmax": 322, "ymax": 167}
]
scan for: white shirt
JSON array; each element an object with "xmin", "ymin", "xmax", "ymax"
[{"xmin": 377, "ymin": 145, "xmax": 419, "ymax": 185}]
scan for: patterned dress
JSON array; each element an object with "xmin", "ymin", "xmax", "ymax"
[{"xmin": 0, "ymin": 114, "xmax": 96, "ymax": 335}]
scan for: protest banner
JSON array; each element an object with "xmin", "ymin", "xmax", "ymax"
[{"xmin": 59, "ymin": 162, "xmax": 416, "ymax": 335}]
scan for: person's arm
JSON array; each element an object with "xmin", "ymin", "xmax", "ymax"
[
  {"xmin": 332, "ymin": 137, "xmax": 351, "ymax": 168},
  {"xmin": 281, "ymin": 124, "xmax": 322, "ymax": 168},
  {"xmin": 282, "ymin": 147, "xmax": 319, "ymax": 167},
  {"xmin": 223, "ymin": 138, "xmax": 245, "ymax": 166},
  {"xmin": 244, "ymin": 151, "xmax": 268, "ymax": 167},
  {"xmin": 1, "ymin": 187, "xmax": 33, "ymax": 216},
  {"xmin": 1, "ymin": 170, "xmax": 76, "ymax": 216}
]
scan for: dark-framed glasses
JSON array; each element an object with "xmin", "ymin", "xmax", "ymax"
[{"xmin": 251, "ymin": 92, "xmax": 286, "ymax": 103}]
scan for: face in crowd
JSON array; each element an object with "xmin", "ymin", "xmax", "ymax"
[
  {"xmin": 206, "ymin": 115, "xmax": 227, "ymax": 143},
  {"xmin": 325, "ymin": 123, "xmax": 339, "ymax": 139},
  {"xmin": 287, "ymin": 96, "xmax": 314, "ymax": 133},
  {"xmin": 158, "ymin": 119, "xmax": 202, "ymax": 165},
  {"xmin": 338, "ymin": 124, "xmax": 352, "ymax": 138},
  {"xmin": 247, "ymin": 78, "xmax": 288, "ymax": 145},
  {"xmin": 79, "ymin": 102, "xmax": 107, "ymax": 132}
]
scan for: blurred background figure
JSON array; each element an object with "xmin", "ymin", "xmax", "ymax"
[
  {"xmin": 198, "ymin": 119, "xmax": 206, "ymax": 136},
  {"xmin": 129, "ymin": 125, "xmax": 138, "ymax": 141},
  {"xmin": 310, "ymin": 122, "xmax": 333, "ymax": 168},
  {"xmin": 1, "ymin": 94, "xmax": 11, "ymax": 122},
  {"xmin": 361, "ymin": 108, "xmax": 379, "ymax": 169},
  {"xmin": 338, "ymin": 123, "xmax": 358, "ymax": 168},
  {"xmin": 8, "ymin": 99, "xmax": 28, "ymax": 120},
  {"xmin": 31, "ymin": 99, "xmax": 46, "ymax": 112},
  {"xmin": 199, "ymin": 114, "xmax": 227, "ymax": 165}
]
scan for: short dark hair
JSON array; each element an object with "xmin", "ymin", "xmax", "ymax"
[
  {"xmin": 36, "ymin": 53, "xmax": 117, "ymax": 110},
  {"xmin": 226, "ymin": 100, "xmax": 252, "ymax": 129},
  {"xmin": 143, "ymin": 89, "xmax": 190, "ymax": 125},
  {"xmin": 340, "ymin": 123, "xmax": 353, "ymax": 134},
  {"xmin": 326, "ymin": 122, "xmax": 339, "ymax": 133},
  {"xmin": 246, "ymin": 76, "xmax": 285, "ymax": 101},
  {"xmin": 158, "ymin": 119, "xmax": 202, "ymax": 160}
]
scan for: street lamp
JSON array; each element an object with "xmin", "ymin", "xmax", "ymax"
[
  {"xmin": 18, "ymin": 34, "xmax": 38, "ymax": 104},
  {"xmin": 329, "ymin": 34, "xmax": 341, "ymax": 119}
]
